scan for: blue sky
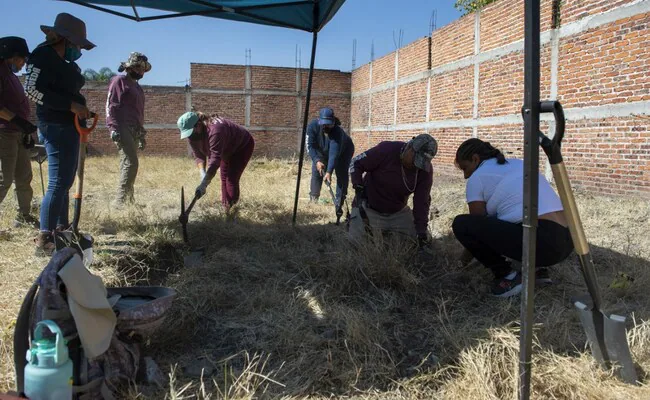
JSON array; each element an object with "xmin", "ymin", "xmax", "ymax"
[{"xmin": 4, "ymin": 1, "xmax": 461, "ymax": 85}]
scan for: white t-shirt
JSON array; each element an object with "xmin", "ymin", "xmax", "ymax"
[{"xmin": 465, "ymin": 158, "xmax": 563, "ymax": 223}]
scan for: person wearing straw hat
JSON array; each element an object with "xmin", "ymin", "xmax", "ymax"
[
  {"xmin": 177, "ymin": 111, "xmax": 255, "ymax": 213},
  {"xmin": 0, "ymin": 36, "xmax": 40, "ymax": 230},
  {"xmin": 348, "ymin": 134, "xmax": 437, "ymax": 247},
  {"xmin": 24, "ymin": 13, "xmax": 96, "ymax": 256},
  {"xmin": 106, "ymin": 52, "xmax": 152, "ymax": 205}
]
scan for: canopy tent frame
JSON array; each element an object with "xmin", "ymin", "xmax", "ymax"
[{"xmin": 57, "ymin": 0, "xmax": 343, "ymax": 226}]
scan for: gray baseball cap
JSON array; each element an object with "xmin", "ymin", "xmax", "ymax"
[{"xmin": 411, "ymin": 134, "xmax": 438, "ymax": 172}]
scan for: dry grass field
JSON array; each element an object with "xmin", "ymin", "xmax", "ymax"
[{"xmin": 1, "ymin": 155, "xmax": 649, "ymax": 399}]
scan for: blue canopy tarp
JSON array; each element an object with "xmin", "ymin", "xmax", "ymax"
[
  {"xmin": 60, "ymin": 0, "xmax": 345, "ymax": 32},
  {"xmin": 58, "ymin": 0, "xmax": 347, "ymax": 224}
]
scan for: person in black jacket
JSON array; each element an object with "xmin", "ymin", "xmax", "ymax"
[
  {"xmin": 24, "ymin": 13, "xmax": 95, "ymax": 256},
  {"xmin": 306, "ymin": 107, "xmax": 354, "ymax": 216}
]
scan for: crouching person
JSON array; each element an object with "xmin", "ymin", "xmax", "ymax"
[
  {"xmin": 348, "ymin": 134, "xmax": 437, "ymax": 248},
  {"xmin": 451, "ymin": 138, "xmax": 574, "ymax": 298},
  {"xmin": 177, "ymin": 111, "xmax": 255, "ymax": 212}
]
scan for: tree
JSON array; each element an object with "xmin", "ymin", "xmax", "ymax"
[
  {"xmin": 454, "ymin": 0, "xmax": 498, "ymax": 15},
  {"xmin": 83, "ymin": 67, "xmax": 116, "ymax": 82}
]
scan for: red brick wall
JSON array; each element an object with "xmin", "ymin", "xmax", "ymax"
[
  {"xmin": 351, "ymin": 64, "xmax": 370, "ymax": 92},
  {"xmin": 371, "ymin": 53, "xmax": 395, "ymax": 86},
  {"xmin": 557, "ymin": 13, "xmax": 650, "ymax": 108},
  {"xmin": 350, "ymin": 0, "xmax": 650, "ymax": 197},
  {"xmin": 370, "ymin": 90, "xmax": 394, "ymax": 126},
  {"xmin": 252, "ymin": 66, "xmax": 295, "ymax": 91},
  {"xmin": 191, "ymin": 64, "xmax": 245, "ymax": 89},
  {"xmin": 397, "ymin": 81, "xmax": 427, "ymax": 124},
  {"xmin": 562, "ymin": 0, "xmax": 638, "ymax": 24},
  {"xmin": 431, "ymin": 15, "xmax": 475, "ymax": 68},
  {"xmin": 192, "ymin": 93, "xmax": 246, "ymax": 125},
  {"xmin": 430, "ymin": 66, "xmax": 474, "ymax": 120},
  {"xmin": 398, "ymin": 38, "xmax": 430, "ymax": 78}
]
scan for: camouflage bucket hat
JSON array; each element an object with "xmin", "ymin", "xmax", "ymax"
[
  {"xmin": 411, "ymin": 134, "xmax": 438, "ymax": 172},
  {"xmin": 119, "ymin": 52, "xmax": 152, "ymax": 72}
]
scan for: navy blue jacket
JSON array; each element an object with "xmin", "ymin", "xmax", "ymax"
[{"xmin": 306, "ymin": 119, "xmax": 354, "ymax": 174}]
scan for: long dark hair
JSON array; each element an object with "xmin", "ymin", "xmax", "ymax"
[{"xmin": 455, "ymin": 138, "xmax": 507, "ymax": 167}]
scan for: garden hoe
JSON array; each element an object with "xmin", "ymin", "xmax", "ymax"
[
  {"xmin": 179, "ymin": 186, "xmax": 199, "ymax": 244},
  {"xmin": 538, "ymin": 101, "xmax": 637, "ymax": 384},
  {"xmin": 56, "ymin": 113, "xmax": 98, "ymax": 265}
]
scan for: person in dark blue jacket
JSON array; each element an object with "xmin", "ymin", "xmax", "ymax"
[{"xmin": 306, "ymin": 107, "xmax": 355, "ymax": 216}]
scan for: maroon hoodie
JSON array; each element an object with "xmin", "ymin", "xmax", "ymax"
[{"xmin": 188, "ymin": 118, "xmax": 253, "ymax": 177}]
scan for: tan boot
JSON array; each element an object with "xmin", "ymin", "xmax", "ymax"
[{"xmin": 34, "ymin": 231, "xmax": 56, "ymax": 257}]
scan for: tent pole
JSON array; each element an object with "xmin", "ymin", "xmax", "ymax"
[
  {"xmin": 292, "ymin": 30, "xmax": 318, "ymax": 226},
  {"xmin": 519, "ymin": 0, "xmax": 541, "ymax": 399}
]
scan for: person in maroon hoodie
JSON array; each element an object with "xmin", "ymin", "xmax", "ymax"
[
  {"xmin": 106, "ymin": 52, "xmax": 151, "ymax": 205},
  {"xmin": 349, "ymin": 134, "xmax": 438, "ymax": 247},
  {"xmin": 0, "ymin": 36, "xmax": 39, "ymax": 229},
  {"xmin": 177, "ymin": 111, "xmax": 255, "ymax": 212}
]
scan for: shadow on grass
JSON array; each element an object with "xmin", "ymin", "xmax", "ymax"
[{"xmin": 87, "ymin": 202, "xmax": 650, "ymax": 398}]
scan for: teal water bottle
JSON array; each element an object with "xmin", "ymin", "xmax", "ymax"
[{"xmin": 24, "ymin": 320, "xmax": 73, "ymax": 400}]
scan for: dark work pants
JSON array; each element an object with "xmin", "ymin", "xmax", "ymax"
[{"xmin": 452, "ymin": 214, "xmax": 574, "ymax": 278}]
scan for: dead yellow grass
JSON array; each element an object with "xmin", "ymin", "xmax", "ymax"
[{"xmin": 1, "ymin": 155, "xmax": 649, "ymax": 399}]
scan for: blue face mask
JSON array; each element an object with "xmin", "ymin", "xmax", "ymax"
[
  {"xmin": 10, "ymin": 63, "xmax": 20, "ymax": 73},
  {"xmin": 64, "ymin": 45, "xmax": 82, "ymax": 62}
]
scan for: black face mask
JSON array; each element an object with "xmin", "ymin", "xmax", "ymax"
[{"xmin": 128, "ymin": 71, "xmax": 143, "ymax": 80}]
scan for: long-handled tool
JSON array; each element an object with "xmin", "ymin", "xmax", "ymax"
[
  {"xmin": 179, "ymin": 186, "xmax": 199, "ymax": 244},
  {"xmin": 537, "ymin": 101, "xmax": 637, "ymax": 384},
  {"xmin": 34, "ymin": 144, "xmax": 47, "ymax": 197},
  {"xmin": 324, "ymin": 179, "xmax": 350, "ymax": 226},
  {"xmin": 71, "ymin": 113, "xmax": 98, "ymax": 234}
]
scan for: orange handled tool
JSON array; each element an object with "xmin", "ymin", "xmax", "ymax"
[{"xmin": 71, "ymin": 112, "xmax": 98, "ymax": 233}]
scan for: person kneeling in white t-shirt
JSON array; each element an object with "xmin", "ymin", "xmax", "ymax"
[{"xmin": 452, "ymin": 138, "xmax": 574, "ymax": 298}]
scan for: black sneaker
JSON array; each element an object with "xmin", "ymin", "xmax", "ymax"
[
  {"xmin": 536, "ymin": 268, "xmax": 553, "ymax": 285},
  {"xmin": 493, "ymin": 269, "xmax": 553, "ymax": 297},
  {"xmin": 14, "ymin": 213, "xmax": 40, "ymax": 229},
  {"xmin": 492, "ymin": 271, "xmax": 522, "ymax": 297}
]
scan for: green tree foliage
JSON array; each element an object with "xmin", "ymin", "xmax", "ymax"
[
  {"xmin": 454, "ymin": 0, "xmax": 498, "ymax": 15},
  {"xmin": 83, "ymin": 67, "xmax": 117, "ymax": 82}
]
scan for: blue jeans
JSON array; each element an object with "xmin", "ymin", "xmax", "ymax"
[
  {"xmin": 310, "ymin": 146, "xmax": 355, "ymax": 207},
  {"xmin": 38, "ymin": 122, "xmax": 79, "ymax": 231}
]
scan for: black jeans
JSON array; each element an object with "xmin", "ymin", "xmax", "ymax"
[{"xmin": 452, "ymin": 214, "xmax": 574, "ymax": 278}]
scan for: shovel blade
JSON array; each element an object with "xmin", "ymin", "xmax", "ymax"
[
  {"xmin": 574, "ymin": 296, "xmax": 638, "ymax": 385},
  {"xmin": 604, "ymin": 313, "xmax": 638, "ymax": 384},
  {"xmin": 574, "ymin": 298, "xmax": 609, "ymax": 367}
]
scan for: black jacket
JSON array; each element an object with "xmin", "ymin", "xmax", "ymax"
[{"xmin": 24, "ymin": 44, "xmax": 86, "ymax": 124}]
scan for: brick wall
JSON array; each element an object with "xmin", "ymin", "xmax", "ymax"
[
  {"xmin": 25, "ymin": 64, "xmax": 350, "ymax": 158},
  {"xmin": 350, "ymin": 0, "xmax": 650, "ymax": 197}
]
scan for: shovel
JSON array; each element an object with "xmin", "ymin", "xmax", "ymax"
[
  {"xmin": 538, "ymin": 100, "xmax": 637, "ymax": 384},
  {"xmin": 324, "ymin": 178, "xmax": 349, "ymax": 226},
  {"xmin": 179, "ymin": 186, "xmax": 199, "ymax": 244},
  {"xmin": 71, "ymin": 112, "xmax": 98, "ymax": 234},
  {"xmin": 34, "ymin": 144, "xmax": 47, "ymax": 197}
]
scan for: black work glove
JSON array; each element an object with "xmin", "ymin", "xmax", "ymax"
[
  {"xmin": 22, "ymin": 133, "xmax": 35, "ymax": 149},
  {"xmin": 13, "ymin": 116, "xmax": 37, "ymax": 135}
]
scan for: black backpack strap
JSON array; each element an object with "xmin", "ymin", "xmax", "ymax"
[{"xmin": 14, "ymin": 281, "xmax": 39, "ymax": 394}]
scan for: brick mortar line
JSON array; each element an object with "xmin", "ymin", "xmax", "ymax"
[
  {"xmin": 350, "ymin": 101, "xmax": 650, "ymax": 132},
  {"xmin": 351, "ymin": 0, "xmax": 650, "ymax": 99}
]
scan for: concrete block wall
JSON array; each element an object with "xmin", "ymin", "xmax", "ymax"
[{"xmin": 350, "ymin": 0, "xmax": 650, "ymax": 197}]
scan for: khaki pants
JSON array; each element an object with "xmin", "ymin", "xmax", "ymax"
[
  {"xmin": 116, "ymin": 126, "xmax": 139, "ymax": 203},
  {"xmin": 348, "ymin": 204, "xmax": 416, "ymax": 244},
  {"xmin": 0, "ymin": 130, "xmax": 33, "ymax": 214}
]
